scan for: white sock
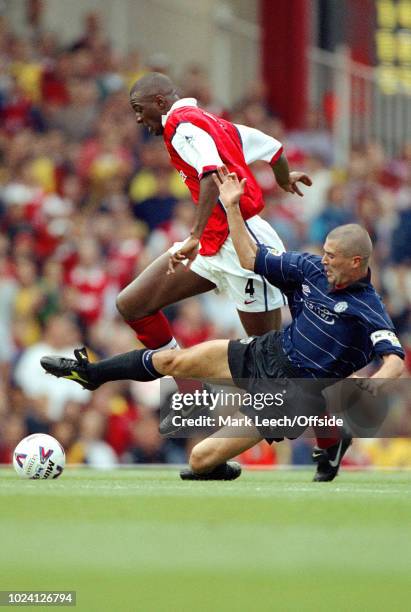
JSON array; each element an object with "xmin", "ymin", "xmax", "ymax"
[{"xmin": 151, "ymin": 337, "xmax": 179, "ymax": 352}]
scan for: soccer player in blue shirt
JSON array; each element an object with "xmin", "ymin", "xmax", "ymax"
[{"xmin": 41, "ymin": 167, "xmax": 405, "ymax": 482}]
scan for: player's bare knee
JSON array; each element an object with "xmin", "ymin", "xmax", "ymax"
[
  {"xmin": 115, "ymin": 290, "xmax": 128, "ymax": 318},
  {"xmin": 165, "ymin": 351, "xmax": 190, "ymax": 377},
  {"xmin": 189, "ymin": 444, "xmax": 216, "ymax": 473},
  {"xmin": 116, "ymin": 285, "xmax": 146, "ymax": 320},
  {"xmin": 153, "ymin": 350, "xmax": 177, "ymax": 375}
]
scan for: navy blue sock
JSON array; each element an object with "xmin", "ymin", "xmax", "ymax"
[{"xmin": 87, "ymin": 349, "xmax": 162, "ymax": 385}]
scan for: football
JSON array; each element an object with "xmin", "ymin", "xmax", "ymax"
[{"xmin": 13, "ymin": 434, "xmax": 66, "ymax": 480}]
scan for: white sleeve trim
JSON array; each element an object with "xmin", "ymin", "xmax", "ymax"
[
  {"xmin": 235, "ymin": 124, "xmax": 283, "ymax": 165},
  {"xmin": 370, "ymin": 329, "xmax": 402, "ymax": 348},
  {"xmin": 171, "ymin": 122, "xmax": 223, "ymax": 175}
]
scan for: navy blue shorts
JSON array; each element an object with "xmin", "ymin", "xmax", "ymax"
[
  {"xmin": 228, "ymin": 331, "xmax": 301, "ymax": 385},
  {"xmin": 228, "ymin": 331, "xmax": 326, "ymax": 441}
]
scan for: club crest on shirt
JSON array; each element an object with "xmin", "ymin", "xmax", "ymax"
[
  {"xmin": 302, "ymin": 284, "xmax": 311, "ymax": 296},
  {"xmin": 334, "ymin": 301, "xmax": 348, "ymax": 313},
  {"xmin": 179, "ymin": 169, "xmax": 187, "ymax": 183}
]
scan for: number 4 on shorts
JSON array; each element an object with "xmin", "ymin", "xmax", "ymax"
[{"xmin": 245, "ymin": 279, "xmax": 255, "ymax": 297}]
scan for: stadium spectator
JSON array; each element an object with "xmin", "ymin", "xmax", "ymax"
[
  {"xmin": 67, "ymin": 409, "xmax": 118, "ymax": 468},
  {"xmin": 0, "ymin": 248, "xmax": 18, "ymax": 378},
  {"xmin": 172, "ymin": 300, "xmax": 215, "ymax": 347},
  {"xmin": 127, "ymin": 413, "xmax": 186, "ymax": 464},
  {"xmin": 308, "ymin": 183, "xmax": 353, "ymax": 245},
  {"xmin": 14, "ymin": 314, "xmax": 91, "ymax": 421},
  {"xmin": 65, "ymin": 239, "xmax": 109, "ymax": 327}
]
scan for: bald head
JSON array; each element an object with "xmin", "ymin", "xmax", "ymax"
[
  {"xmin": 327, "ymin": 224, "xmax": 372, "ymax": 262},
  {"xmin": 129, "ymin": 72, "xmax": 179, "ymax": 136},
  {"xmin": 322, "ymin": 224, "xmax": 373, "ymax": 288},
  {"xmin": 130, "ymin": 72, "xmax": 176, "ymax": 99}
]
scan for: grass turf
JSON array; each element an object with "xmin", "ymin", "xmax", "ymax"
[{"xmin": 0, "ymin": 467, "xmax": 410, "ymax": 612}]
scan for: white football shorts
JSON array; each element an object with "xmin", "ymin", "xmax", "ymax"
[{"xmin": 169, "ymin": 215, "xmax": 287, "ymax": 312}]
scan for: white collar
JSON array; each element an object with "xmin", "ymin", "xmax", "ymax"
[{"xmin": 161, "ymin": 98, "xmax": 198, "ymax": 127}]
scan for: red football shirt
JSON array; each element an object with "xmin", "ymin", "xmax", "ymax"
[{"xmin": 162, "ymin": 99, "xmax": 282, "ymax": 255}]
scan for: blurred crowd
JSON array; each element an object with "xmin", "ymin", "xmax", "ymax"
[{"xmin": 1, "ymin": 11, "xmax": 410, "ymax": 469}]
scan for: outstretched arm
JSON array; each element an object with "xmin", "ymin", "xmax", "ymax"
[
  {"xmin": 212, "ymin": 166, "xmax": 257, "ymax": 271},
  {"xmin": 353, "ymin": 353, "xmax": 404, "ymax": 396},
  {"xmin": 272, "ymin": 153, "xmax": 313, "ymax": 197},
  {"xmin": 372, "ymin": 353, "xmax": 404, "ymax": 379},
  {"xmin": 234, "ymin": 124, "xmax": 312, "ymax": 196}
]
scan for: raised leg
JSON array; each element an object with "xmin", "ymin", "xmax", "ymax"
[
  {"xmin": 116, "ymin": 253, "xmax": 215, "ymax": 321},
  {"xmin": 153, "ymin": 340, "xmax": 231, "ymax": 379}
]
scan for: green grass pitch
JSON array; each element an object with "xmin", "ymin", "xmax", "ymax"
[{"xmin": 0, "ymin": 468, "xmax": 410, "ymax": 612}]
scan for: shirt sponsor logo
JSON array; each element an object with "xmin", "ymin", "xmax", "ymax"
[
  {"xmin": 370, "ymin": 329, "xmax": 402, "ymax": 347},
  {"xmin": 306, "ymin": 300, "xmax": 336, "ymax": 325},
  {"xmin": 334, "ymin": 301, "xmax": 348, "ymax": 313}
]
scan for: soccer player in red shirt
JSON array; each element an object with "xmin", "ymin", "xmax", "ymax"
[
  {"xmin": 121, "ymin": 72, "xmax": 312, "ymax": 348},
  {"xmin": 124, "ymin": 73, "xmax": 344, "ymax": 460}
]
